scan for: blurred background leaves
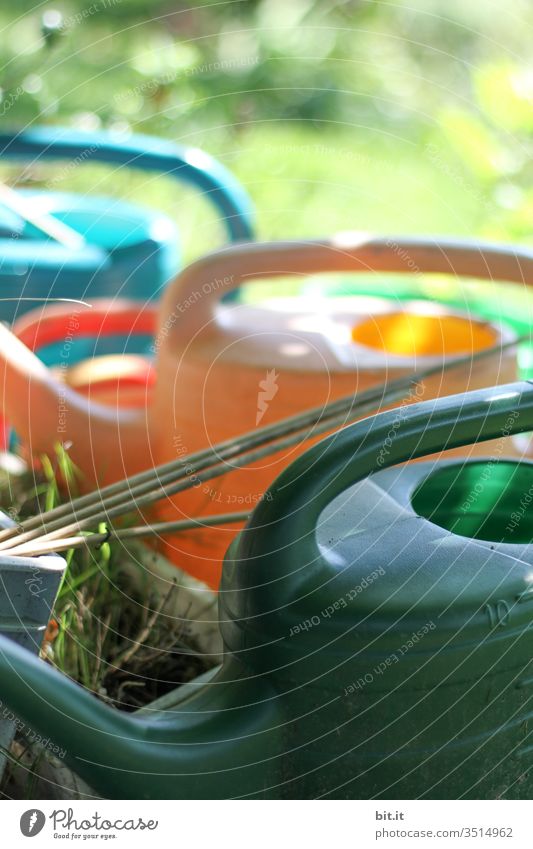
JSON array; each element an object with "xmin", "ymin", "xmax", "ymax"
[{"xmin": 0, "ymin": 0, "xmax": 532, "ymax": 256}]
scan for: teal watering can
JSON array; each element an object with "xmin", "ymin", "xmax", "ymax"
[
  {"xmin": 0, "ymin": 381, "xmax": 533, "ymax": 798},
  {"xmin": 0, "ymin": 126, "xmax": 254, "ymax": 332}
]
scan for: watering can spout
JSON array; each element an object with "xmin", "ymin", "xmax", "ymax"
[
  {"xmin": 0, "ymin": 633, "xmax": 282, "ymax": 798},
  {"xmin": 0, "ymin": 322, "xmax": 150, "ymax": 485},
  {"xmin": 0, "ymin": 632, "xmax": 140, "ymax": 791}
]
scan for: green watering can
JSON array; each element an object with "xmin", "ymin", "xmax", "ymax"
[
  {"xmin": 0, "ymin": 510, "xmax": 65, "ymax": 784},
  {"xmin": 0, "ymin": 381, "xmax": 533, "ymax": 799}
]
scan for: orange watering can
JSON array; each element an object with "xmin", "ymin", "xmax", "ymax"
[
  {"xmin": 3, "ymin": 301, "xmax": 157, "ymax": 459},
  {"xmin": 0, "ymin": 234, "xmax": 526, "ymax": 588}
]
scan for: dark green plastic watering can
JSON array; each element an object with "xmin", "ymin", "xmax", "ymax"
[
  {"xmin": 0, "ymin": 126, "xmax": 254, "ymax": 325},
  {"xmin": 0, "ymin": 381, "xmax": 533, "ymax": 798},
  {"xmin": 0, "ymin": 510, "xmax": 65, "ymax": 783}
]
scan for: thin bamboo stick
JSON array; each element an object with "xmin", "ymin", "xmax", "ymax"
[
  {"xmin": 5, "ymin": 510, "xmax": 250, "ymax": 558},
  {"xmin": 0, "ymin": 335, "xmax": 522, "ymax": 553},
  {"xmin": 0, "ymin": 365, "xmax": 407, "ymax": 544},
  {"xmin": 6, "ymin": 335, "xmax": 515, "ymax": 547},
  {"xmin": 5, "ymin": 383, "xmax": 410, "ymax": 552},
  {"xmin": 0, "ymin": 366, "xmax": 428, "ymax": 548},
  {"xmin": 5, "ymin": 334, "xmax": 512, "ymax": 547}
]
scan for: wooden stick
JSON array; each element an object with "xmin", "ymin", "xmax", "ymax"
[
  {"xmin": 3, "ymin": 335, "xmax": 515, "ymax": 548},
  {"xmin": 0, "ymin": 335, "xmax": 522, "ymax": 551},
  {"xmin": 4, "ymin": 386, "xmax": 406, "ymax": 551},
  {"xmin": 5, "ymin": 511, "xmax": 250, "ymax": 557},
  {"xmin": 0, "ymin": 370, "xmax": 422, "ymax": 547}
]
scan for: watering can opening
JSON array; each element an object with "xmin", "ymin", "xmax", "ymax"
[
  {"xmin": 351, "ymin": 310, "xmax": 498, "ymax": 358},
  {"xmin": 411, "ymin": 458, "xmax": 533, "ymax": 545}
]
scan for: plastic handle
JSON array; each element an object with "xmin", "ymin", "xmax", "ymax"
[
  {"xmin": 0, "ymin": 127, "xmax": 254, "ymax": 242},
  {"xmin": 160, "ymin": 234, "xmax": 533, "ymax": 344},
  {"xmin": 13, "ymin": 300, "xmax": 157, "ymax": 352},
  {"xmin": 238, "ymin": 381, "xmax": 533, "ymax": 592}
]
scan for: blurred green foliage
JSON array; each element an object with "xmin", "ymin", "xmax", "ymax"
[{"xmin": 0, "ymin": 0, "xmax": 532, "ymax": 253}]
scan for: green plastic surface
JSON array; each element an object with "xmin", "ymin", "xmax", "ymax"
[{"xmin": 0, "ymin": 382, "xmax": 533, "ymax": 797}]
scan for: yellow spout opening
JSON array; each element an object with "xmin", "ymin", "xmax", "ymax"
[{"xmin": 351, "ymin": 312, "xmax": 497, "ymax": 358}]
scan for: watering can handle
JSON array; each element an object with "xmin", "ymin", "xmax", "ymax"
[
  {"xmin": 0, "ymin": 127, "xmax": 254, "ymax": 242},
  {"xmin": 13, "ymin": 299, "xmax": 157, "ymax": 352},
  {"xmin": 235, "ymin": 381, "xmax": 533, "ymax": 593},
  {"xmin": 161, "ymin": 234, "xmax": 533, "ymax": 343}
]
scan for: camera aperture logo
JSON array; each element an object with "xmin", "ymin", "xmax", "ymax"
[
  {"xmin": 20, "ymin": 807, "xmax": 159, "ymax": 839},
  {"xmin": 20, "ymin": 810, "xmax": 46, "ymax": 837}
]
